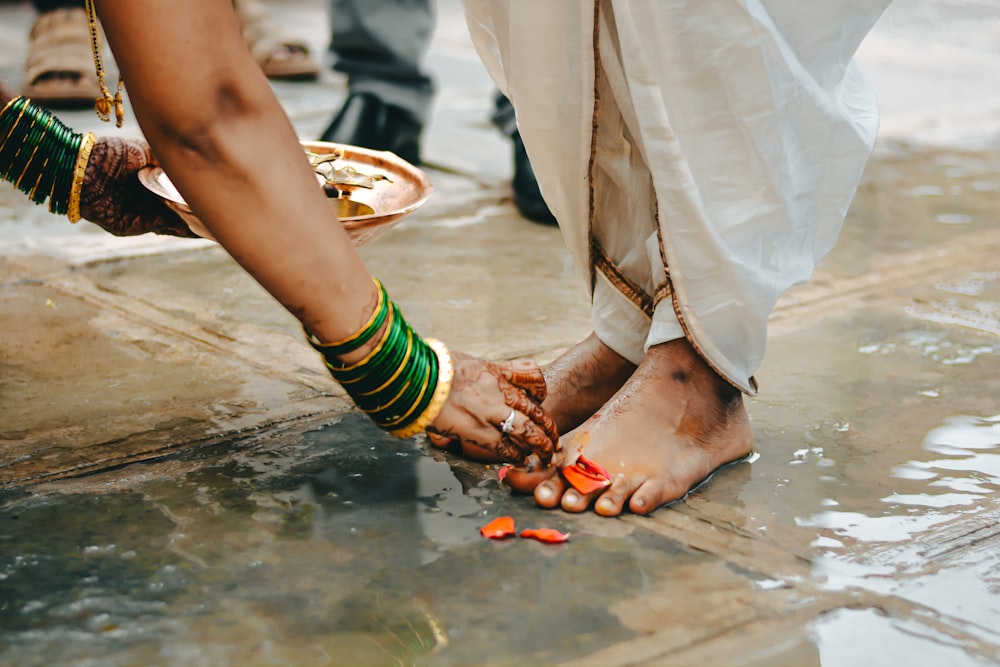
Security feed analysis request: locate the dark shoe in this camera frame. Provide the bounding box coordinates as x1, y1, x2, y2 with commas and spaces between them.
319, 92, 422, 166
511, 131, 556, 226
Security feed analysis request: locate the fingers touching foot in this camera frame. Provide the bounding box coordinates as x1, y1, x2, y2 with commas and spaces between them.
503, 338, 754, 517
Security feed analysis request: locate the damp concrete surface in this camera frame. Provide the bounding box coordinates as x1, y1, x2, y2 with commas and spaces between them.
1, 1, 999, 665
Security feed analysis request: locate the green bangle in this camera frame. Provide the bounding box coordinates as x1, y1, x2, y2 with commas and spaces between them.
13, 114, 55, 191
308, 279, 447, 436
0, 97, 84, 216
0, 105, 32, 175
355, 325, 415, 397
308, 278, 389, 358
50, 131, 82, 216
388, 339, 453, 438
363, 338, 433, 421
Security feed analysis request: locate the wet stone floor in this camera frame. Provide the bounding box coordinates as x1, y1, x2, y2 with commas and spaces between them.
0, 414, 743, 667
2, 140, 1000, 666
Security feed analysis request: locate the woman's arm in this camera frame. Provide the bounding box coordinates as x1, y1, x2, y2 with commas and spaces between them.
91, 0, 558, 461
95, 0, 374, 345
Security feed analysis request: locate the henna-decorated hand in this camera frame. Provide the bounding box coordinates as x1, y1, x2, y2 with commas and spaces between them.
425, 351, 559, 466
80, 137, 197, 238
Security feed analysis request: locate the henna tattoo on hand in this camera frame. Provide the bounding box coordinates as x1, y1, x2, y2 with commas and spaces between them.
429, 351, 558, 465
517, 421, 556, 456
496, 435, 524, 463
80, 137, 197, 238
505, 388, 558, 446
496, 360, 548, 402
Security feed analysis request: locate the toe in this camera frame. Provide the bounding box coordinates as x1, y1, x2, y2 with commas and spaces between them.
593, 477, 633, 517
505, 463, 558, 495
628, 479, 678, 515
560, 487, 596, 513
533, 475, 568, 509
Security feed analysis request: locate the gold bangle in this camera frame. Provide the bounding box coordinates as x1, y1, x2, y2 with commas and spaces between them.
5, 113, 38, 167
27, 155, 50, 201
14, 114, 55, 190
327, 306, 395, 378
67, 132, 96, 223
0, 95, 22, 119
0, 97, 26, 156
357, 328, 415, 397
310, 277, 384, 350
379, 363, 434, 427
389, 338, 454, 438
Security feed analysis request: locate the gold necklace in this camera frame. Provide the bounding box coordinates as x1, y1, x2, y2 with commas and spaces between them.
84, 0, 125, 127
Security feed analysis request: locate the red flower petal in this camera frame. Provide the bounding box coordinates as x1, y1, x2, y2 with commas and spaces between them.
575, 454, 612, 480
497, 465, 513, 481
479, 515, 516, 539
519, 528, 570, 544
561, 454, 612, 494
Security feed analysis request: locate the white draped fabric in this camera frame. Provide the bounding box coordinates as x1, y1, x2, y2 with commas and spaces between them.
463, 0, 890, 393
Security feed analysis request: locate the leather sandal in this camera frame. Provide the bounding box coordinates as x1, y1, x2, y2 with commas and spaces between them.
236, 0, 319, 80
21, 7, 101, 106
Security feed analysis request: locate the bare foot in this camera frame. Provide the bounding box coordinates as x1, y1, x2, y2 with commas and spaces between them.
507, 338, 753, 516
541, 332, 637, 434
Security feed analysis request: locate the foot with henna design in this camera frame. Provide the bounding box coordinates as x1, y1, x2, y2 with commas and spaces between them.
506, 337, 753, 516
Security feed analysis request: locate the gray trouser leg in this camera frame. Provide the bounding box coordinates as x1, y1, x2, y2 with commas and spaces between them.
327, 0, 435, 125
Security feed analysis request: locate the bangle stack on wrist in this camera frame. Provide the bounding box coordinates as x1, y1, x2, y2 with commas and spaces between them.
0, 96, 96, 221
308, 278, 454, 438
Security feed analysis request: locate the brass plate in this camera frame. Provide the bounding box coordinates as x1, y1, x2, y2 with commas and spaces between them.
138, 141, 432, 246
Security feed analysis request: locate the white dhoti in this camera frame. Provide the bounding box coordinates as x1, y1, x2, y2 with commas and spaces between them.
463, 0, 890, 393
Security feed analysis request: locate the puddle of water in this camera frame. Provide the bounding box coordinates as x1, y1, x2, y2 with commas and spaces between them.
800, 413, 1000, 546
0, 413, 707, 667
798, 414, 1000, 646
810, 608, 1000, 667
861, 327, 1000, 366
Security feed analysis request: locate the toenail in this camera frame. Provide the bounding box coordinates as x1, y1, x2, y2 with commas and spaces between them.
598, 497, 615, 512
633, 496, 646, 508
564, 491, 580, 504
536, 485, 555, 501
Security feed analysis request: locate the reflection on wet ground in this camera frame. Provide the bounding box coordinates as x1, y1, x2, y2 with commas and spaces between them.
799, 413, 1000, 653
811, 608, 999, 667
1, 414, 696, 667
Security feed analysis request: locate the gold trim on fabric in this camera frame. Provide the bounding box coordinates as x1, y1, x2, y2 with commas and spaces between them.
591, 238, 654, 317
652, 281, 672, 306
654, 218, 758, 393
587, 0, 602, 296
587, 1, 756, 395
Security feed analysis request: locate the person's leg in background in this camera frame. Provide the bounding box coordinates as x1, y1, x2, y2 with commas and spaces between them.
22, 0, 317, 107
320, 0, 555, 223
319, 0, 434, 166
491, 91, 555, 225
22, 0, 97, 105
234, 0, 320, 80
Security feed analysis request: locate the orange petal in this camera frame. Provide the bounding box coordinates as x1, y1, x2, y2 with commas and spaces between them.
561, 454, 612, 494
575, 454, 612, 480
519, 528, 570, 544
479, 515, 516, 539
